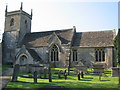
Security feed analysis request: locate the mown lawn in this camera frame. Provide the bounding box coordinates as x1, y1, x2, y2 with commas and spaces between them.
5, 68, 120, 89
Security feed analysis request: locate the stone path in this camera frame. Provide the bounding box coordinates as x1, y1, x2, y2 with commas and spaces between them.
0, 68, 13, 90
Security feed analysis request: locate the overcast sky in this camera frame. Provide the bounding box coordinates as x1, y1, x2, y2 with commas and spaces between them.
0, 0, 119, 42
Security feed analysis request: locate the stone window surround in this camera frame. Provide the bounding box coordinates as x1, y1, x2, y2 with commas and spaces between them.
72, 50, 77, 61
50, 44, 59, 62
10, 18, 14, 26
95, 48, 105, 62
18, 54, 28, 65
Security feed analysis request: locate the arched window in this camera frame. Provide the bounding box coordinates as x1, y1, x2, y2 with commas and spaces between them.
73, 50, 77, 61
95, 48, 105, 62
51, 45, 59, 61
20, 55, 27, 65
25, 20, 28, 28
10, 18, 14, 26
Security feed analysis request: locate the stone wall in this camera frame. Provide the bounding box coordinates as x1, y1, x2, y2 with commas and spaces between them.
4, 14, 21, 32
105, 47, 114, 69
34, 45, 70, 68
71, 48, 95, 68
70, 47, 115, 69
3, 31, 17, 63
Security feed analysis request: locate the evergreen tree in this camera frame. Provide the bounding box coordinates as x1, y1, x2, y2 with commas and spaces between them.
118, 29, 120, 66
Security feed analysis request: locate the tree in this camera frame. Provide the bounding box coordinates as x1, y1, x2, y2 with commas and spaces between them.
117, 29, 120, 66
115, 29, 120, 85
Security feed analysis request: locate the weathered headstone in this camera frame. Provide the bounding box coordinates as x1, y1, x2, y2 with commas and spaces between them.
60, 70, 63, 74
68, 66, 70, 75
48, 67, 52, 82
34, 71, 37, 83
78, 72, 80, 80
44, 68, 47, 79
64, 73, 67, 80
58, 70, 61, 79
49, 72, 52, 82
11, 64, 20, 82
99, 73, 102, 81
81, 71, 84, 78
64, 70, 67, 75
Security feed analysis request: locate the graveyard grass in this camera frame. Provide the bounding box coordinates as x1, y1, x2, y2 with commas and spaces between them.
6, 68, 119, 89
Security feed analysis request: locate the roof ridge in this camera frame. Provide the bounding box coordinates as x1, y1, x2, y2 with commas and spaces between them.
30, 28, 73, 34
78, 30, 114, 33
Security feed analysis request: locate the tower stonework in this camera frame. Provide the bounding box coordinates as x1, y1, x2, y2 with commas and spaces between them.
2, 5, 32, 64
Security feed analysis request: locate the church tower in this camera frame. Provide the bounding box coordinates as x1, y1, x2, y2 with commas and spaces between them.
2, 3, 32, 64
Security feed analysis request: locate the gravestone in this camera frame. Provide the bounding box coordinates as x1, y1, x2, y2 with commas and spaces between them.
48, 67, 51, 74
58, 70, 61, 79
99, 72, 102, 81
78, 72, 80, 80
63, 70, 67, 75
34, 71, 37, 83
49, 72, 52, 82
11, 64, 20, 82
81, 71, 84, 78
68, 66, 70, 75
64, 73, 67, 80
48, 67, 52, 82
60, 70, 63, 74
44, 68, 47, 79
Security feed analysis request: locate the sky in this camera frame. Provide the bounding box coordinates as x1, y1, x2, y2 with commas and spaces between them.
0, 0, 119, 42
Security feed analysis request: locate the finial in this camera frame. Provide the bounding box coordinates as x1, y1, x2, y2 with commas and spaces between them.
5, 4, 8, 16
73, 26, 76, 31
31, 9, 33, 16
31, 9, 33, 19
20, 2, 23, 10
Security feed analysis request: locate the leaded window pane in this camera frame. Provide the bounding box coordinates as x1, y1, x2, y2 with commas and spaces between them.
51, 45, 59, 61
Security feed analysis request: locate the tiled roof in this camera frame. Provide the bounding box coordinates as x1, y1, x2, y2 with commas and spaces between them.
27, 49, 42, 61
72, 30, 115, 47
22, 29, 74, 47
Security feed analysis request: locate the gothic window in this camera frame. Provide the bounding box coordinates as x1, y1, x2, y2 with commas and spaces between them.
73, 50, 77, 61
10, 18, 14, 26
95, 48, 105, 62
51, 45, 59, 61
25, 20, 28, 28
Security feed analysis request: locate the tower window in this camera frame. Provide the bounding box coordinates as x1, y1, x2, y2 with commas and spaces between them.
10, 18, 14, 26
95, 48, 105, 62
73, 50, 77, 61
25, 20, 28, 28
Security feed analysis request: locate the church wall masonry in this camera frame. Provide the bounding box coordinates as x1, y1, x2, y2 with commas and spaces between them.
71, 48, 95, 68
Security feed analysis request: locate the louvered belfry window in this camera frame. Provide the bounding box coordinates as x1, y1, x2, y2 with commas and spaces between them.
10, 18, 14, 26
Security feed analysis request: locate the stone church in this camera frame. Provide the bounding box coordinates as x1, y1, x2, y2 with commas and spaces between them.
2, 4, 117, 70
